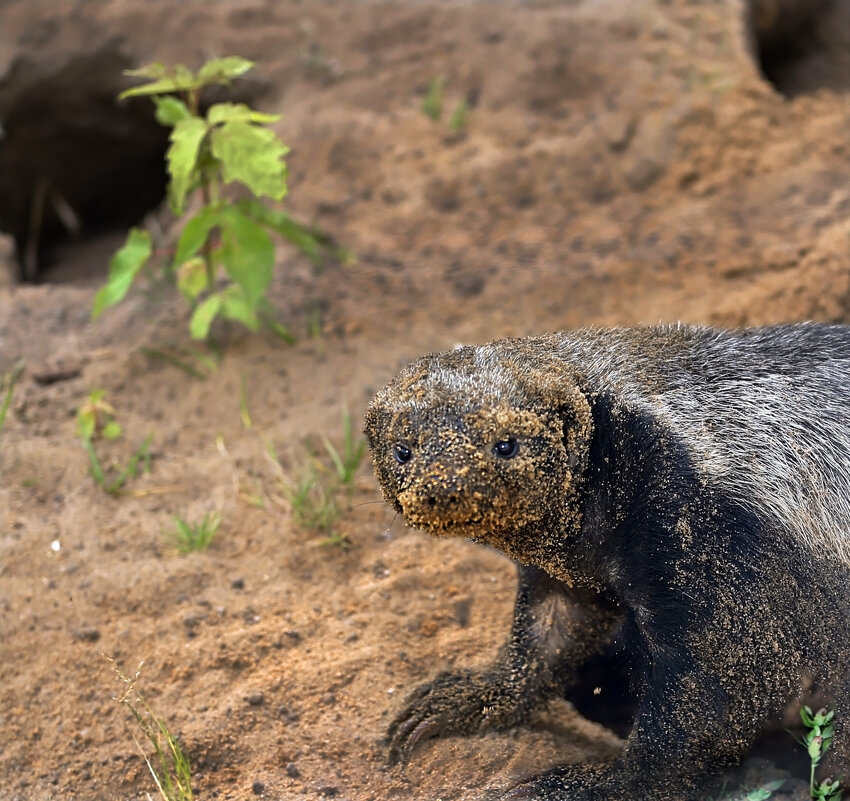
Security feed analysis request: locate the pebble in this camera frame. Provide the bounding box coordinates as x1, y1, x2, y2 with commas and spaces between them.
285, 762, 301, 778
247, 692, 265, 707
71, 627, 100, 643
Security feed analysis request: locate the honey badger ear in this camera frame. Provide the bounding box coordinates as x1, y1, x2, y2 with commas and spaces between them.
560, 390, 592, 474
521, 366, 592, 474
363, 398, 404, 512
363, 400, 384, 451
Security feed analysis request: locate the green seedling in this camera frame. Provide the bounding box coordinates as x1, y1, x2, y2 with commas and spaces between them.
77, 390, 153, 495
269, 409, 366, 547
240, 374, 253, 430
800, 706, 842, 801
448, 97, 469, 132
422, 75, 445, 121
76, 388, 123, 441
321, 407, 367, 495
0, 360, 24, 442
93, 56, 345, 341
422, 76, 470, 133
107, 656, 193, 801
81, 435, 153, 495
740, 784, 785, 801
282, 464, 339, 533
166, 512, 221, 554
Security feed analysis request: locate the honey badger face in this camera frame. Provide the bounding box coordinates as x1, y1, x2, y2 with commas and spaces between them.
365, 344, 592, 551
373, 402, 567, 538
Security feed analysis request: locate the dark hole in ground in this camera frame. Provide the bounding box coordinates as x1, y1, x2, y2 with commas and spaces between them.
750, 0, 850, 97
0, 45, 268, 284
0, 47, 170, 283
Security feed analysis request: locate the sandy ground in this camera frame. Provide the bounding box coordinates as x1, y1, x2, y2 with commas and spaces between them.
2, 0, 850, 799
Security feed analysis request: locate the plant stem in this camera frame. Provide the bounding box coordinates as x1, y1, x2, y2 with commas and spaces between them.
200, 182, 216, 289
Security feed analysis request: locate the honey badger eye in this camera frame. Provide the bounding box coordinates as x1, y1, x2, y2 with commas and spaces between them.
393, 443, 412, 464
494, 438, 519, 459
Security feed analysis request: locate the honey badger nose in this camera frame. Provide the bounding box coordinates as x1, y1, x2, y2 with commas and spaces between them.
421, 472, 464, 507
397, 468, 467, 516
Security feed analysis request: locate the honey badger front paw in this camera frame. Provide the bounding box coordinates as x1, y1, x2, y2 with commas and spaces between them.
386, 669, 530, 765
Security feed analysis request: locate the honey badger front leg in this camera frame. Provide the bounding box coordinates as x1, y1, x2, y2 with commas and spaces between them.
499, 558, 806, 801
386, 563, 621, 764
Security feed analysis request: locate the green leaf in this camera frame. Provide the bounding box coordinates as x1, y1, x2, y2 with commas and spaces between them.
422, 75, 445, 121
189, 294, 223, 340
207, 102, 279, 126
219, 207, 274, 304
239, 199, 347, 265
448, 97, 469, 131
123, 62, 171, 80
120, 63, 199, 99
210, 120, 288, 200
177, 257, 209, 300
197, 57, 254, 84
82, 436, 106, 485
103, 420, 123, 441
244, 201, 318, 256
174, 205, 221, 265
167, 117, 208, 214
76, 412, 96, 440
92, 228, 153, 319
153, 95, 191, 127
221, 287, 260, 331
242, 200, 319, 261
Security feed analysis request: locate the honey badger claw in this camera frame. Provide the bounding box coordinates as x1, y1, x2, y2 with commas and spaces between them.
385, 668, 536, 765
367, 323, 850, 800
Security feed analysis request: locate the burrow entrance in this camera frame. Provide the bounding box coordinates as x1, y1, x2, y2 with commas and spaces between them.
0, 45, 267, 284
0, 48, 170, 283
750, 0, 850, 97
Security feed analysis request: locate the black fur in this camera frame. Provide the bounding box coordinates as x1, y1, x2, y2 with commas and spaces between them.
366, 323, 850, 800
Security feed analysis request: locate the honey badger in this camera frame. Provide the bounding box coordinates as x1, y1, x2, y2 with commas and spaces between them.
365, 323, 850, 801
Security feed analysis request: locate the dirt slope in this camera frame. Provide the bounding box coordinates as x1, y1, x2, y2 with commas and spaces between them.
1, 1, 849, 799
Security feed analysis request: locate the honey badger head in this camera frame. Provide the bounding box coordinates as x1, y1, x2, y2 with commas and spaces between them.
365, 340, 592, 558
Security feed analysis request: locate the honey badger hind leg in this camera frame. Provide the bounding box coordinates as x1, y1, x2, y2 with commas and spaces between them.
385, 563, 621, 766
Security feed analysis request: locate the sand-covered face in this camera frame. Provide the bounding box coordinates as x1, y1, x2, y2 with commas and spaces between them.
366, 346, 591, 557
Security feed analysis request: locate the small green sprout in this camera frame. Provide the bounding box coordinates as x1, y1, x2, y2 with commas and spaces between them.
448, 97, 469, 131
282, 465, 339, 533
321, 407, 367, 495
269, 408, 366, 547
0, 360, 24, 443
422, 75, 445, 121
239, 374, 253, 430
107, 656, 193, 801
76, 388, 123, 441
77, 390, 153, 495
165, 512, 221, 554
800, 706, 842, 801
